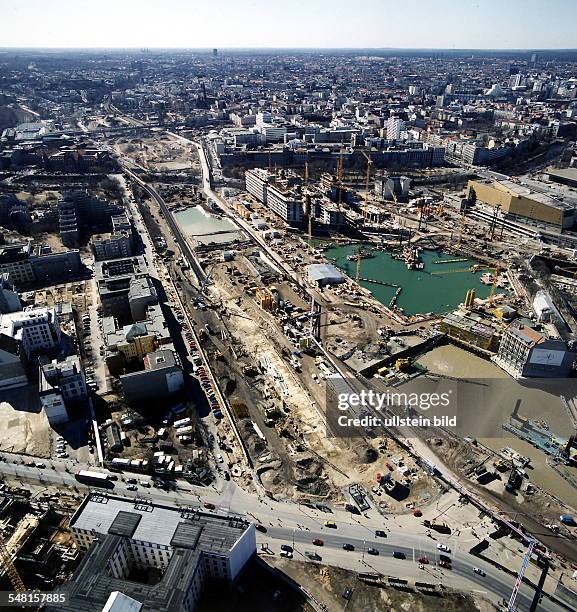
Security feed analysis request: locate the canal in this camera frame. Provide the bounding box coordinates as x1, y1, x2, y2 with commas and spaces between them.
322, 244, 494, 315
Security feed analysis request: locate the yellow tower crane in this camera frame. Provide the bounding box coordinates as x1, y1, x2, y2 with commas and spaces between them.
0, 535, 26, 593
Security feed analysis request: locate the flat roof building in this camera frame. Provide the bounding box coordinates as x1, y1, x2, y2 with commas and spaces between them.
307, 263, 345, 287
468, 179, 576, 230
48, 493, 256, 612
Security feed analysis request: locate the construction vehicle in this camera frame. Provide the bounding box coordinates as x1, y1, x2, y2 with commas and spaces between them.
395, 358, 411, 372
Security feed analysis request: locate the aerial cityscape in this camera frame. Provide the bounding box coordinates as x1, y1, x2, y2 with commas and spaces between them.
1, 1, 577, 611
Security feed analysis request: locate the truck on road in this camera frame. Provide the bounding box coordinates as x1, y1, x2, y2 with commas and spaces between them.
75, 470, 114, 488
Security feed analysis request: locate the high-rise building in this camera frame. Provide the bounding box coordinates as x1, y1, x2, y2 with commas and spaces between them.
386, 116, 406, 140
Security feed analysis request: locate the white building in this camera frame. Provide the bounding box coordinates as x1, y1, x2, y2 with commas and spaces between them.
0, 306, 61, 359
245, 169, 304, 224
386, 116, 406, 140
39, 355, 87, 425
52, 494, 257, 612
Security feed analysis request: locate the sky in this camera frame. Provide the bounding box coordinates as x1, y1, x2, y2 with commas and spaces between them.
1, 0, 576, 50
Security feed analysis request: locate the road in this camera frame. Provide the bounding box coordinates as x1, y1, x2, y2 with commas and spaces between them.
0, 455, 566, 612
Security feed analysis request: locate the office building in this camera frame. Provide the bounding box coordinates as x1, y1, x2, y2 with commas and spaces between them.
0, 242, 82, 288
39, 355, 87, 424
493, 319, 574, 379
439, 311, 499, 352
0, 274, 21, 313
49, 494, 256, 612
120, 349, 184, 403
245, 169, 304, 224
0, 243, 35, 287
0, 306, 61, 359
0, 334, 27, 390
58, 191, 122, 247
92, 212, 135, 261
468, 179, 576, 231
103, 303, 171, 375
386, 116, 406, 140
95, 256, 153, 319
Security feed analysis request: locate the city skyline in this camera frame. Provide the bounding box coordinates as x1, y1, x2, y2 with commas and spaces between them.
1, 0, 577, 50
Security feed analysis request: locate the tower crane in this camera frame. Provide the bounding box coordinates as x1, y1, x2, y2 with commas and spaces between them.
0, 535, 26, 592
360, 150, 373, 214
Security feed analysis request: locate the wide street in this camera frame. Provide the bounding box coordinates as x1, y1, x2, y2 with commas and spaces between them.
0, 451, 567, 612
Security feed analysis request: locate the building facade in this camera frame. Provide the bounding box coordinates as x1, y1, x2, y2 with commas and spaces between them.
493, 319, 574, 378
50, 494, 256, 612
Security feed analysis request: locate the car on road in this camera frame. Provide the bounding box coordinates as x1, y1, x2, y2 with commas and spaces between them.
392, 551, 405, 559
375, 530, 387, 537
126, 484, 138, 491
255, 524, 267, 533
436, 543, 450, 553
35, 462, 46, 469
280, 550, 293, 558
417, 556, 429, 564
305, 551, 321, 560
324, 521, 337, 528
367, 547, 379, 555
342, 587, 352, 601
280, 544, 293, 552
473, 567, 486, 577
438, 560, 451, 569
204, 502, 216, 510
342, 543, 354, 551
312, 538, 324, 546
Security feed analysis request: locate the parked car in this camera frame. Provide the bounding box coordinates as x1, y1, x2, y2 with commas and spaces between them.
280, 544, 293, 552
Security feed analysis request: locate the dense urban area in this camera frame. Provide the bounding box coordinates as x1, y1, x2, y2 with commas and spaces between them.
1, 46, 577, 611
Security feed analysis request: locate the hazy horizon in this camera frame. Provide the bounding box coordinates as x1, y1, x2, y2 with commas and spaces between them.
1, 0, 576, 50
